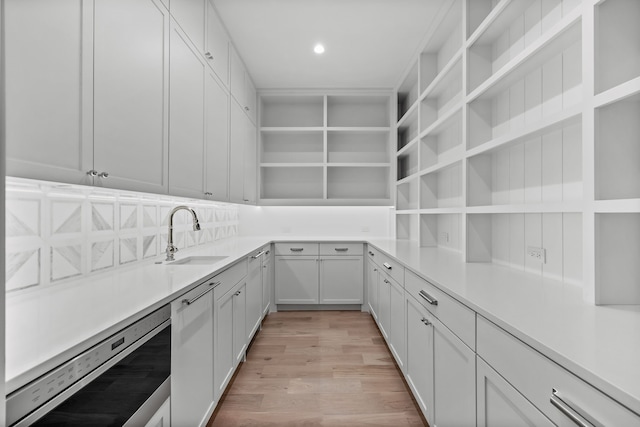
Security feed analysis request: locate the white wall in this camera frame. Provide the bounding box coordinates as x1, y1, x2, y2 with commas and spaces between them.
238, 205, 394, 239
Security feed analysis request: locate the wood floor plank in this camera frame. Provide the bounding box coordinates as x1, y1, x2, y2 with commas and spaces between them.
208, 311, 428, 427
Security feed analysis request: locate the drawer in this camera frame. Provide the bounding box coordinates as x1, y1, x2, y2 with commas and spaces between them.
367, 246, 404, 285
477, 316, 640, 426
320, 242, 363, 256
405, 269, 475, 349
274, 242, 319, 256
213, 259, 248, 299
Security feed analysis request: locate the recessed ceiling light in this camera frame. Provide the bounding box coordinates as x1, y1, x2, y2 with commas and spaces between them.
314, 44, 325, 54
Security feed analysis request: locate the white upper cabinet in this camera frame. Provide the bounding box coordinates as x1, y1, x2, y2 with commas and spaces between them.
205, 69, 230, 201
229, 100, 257, 204
230, 46, 257, 124
169, 0, 206, 53
93, 0, 170, 194
5, 0, 94, 185
168, 23, 206, 198
205, 1, 229, 84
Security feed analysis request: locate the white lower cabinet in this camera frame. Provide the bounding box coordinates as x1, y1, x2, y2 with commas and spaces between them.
319, 256, 363, 304
171, 280, 216, 427
275, 256, 319, 304
367, 259, 379, 320
144, 397, 171, 427
246, 250, 264, 340
388, 276, 405, 370
377, 273, 391, 340
477, 357, 553, 427
233, 282, 248, 366
262, 248, 273, 315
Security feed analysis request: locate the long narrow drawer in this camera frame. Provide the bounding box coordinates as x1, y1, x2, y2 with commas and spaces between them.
477, 316, 640, 426
405, 269, 475, 349
319, 242, 363, 256
367, 245, 404, 285
274, 242, 319, 256
212, 259, 248, 299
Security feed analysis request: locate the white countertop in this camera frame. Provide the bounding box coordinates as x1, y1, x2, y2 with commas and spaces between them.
7, 236, 640, 417
367, 238, 640, 417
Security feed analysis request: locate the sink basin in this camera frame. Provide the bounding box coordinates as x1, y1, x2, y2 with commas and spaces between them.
168, 256, 228, 265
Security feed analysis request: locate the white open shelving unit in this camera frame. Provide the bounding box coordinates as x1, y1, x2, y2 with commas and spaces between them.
394, 0, 639, 305
259, 92, 393, 205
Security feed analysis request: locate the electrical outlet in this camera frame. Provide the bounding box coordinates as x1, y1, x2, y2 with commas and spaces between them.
527, 246, 546, 263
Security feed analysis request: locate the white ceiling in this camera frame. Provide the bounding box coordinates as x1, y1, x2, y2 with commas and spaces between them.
212, 0, 446, 90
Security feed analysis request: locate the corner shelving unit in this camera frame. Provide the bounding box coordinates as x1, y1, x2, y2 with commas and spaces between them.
259, 92, 392, 205
394, 0, 635, 305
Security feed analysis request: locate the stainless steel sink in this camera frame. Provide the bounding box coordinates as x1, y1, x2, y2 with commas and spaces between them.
168, 256, 228, 265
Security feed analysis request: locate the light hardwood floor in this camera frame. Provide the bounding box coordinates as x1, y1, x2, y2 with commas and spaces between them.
208, 311, 428, 427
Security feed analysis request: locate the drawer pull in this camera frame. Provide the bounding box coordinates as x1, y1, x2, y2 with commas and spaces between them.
383, 279, 390, 284
421, 317, 432, 326
234, 290, 242, 296
334, 248, 349, 252
419, 290, 438, 306
383, 262, 392, 270
251, 250, 266, 259
182, 285, 214, 305
290, 248, 304, 252
550, 388, 602, 427
368, 251, 374, 256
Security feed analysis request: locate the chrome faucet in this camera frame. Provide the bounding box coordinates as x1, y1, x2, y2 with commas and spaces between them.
165, 206, 201, 261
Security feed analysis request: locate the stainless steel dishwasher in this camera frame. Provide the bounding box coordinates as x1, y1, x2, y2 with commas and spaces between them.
7, 305, 171, 426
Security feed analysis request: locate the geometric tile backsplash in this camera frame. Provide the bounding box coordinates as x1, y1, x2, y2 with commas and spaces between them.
5, 177, 239, 292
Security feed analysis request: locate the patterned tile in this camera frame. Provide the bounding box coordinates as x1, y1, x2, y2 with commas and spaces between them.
120, 204, 138, 230
215, 209, 226, 222
91, 240, 114, 272
6, 199, 40, 237
51, 244, 82, 281
6, 249, 41, 291
119, 237, 138, 265
92, 203, 114, 231
143, 205, 157, 228
142, 235, 158, 259
51, 201, 82, 235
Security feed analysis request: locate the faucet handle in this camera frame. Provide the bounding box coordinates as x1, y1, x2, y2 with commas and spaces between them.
165, 245, 179, 261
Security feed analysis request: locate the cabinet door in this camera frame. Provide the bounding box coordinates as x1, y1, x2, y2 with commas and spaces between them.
214, 285, 235, 400
262, 253, 273, 315
205, 1, 229, 84
171, 282, 215, 427
144, 397, 170, 427
377, 275, 391, 339
388, 278, 405, 370
94, 0, 169, 194
405, 295, 434, 425
244, 73, 257, 123
246, 255, 263, 341
204, 69, 229, 201
233, 282, 247, 366
319, 256, 363, 304
275, 256, 319, 304
243, 114, 257, 204
433, 317, 475, 427
170, 0, 205, 53
229, 46, 246, 105
229, 100, 245, 203
477, 357, 554, 427
5, 0, 93, 185
169, 24, 206, 198
367, 260, 379, 319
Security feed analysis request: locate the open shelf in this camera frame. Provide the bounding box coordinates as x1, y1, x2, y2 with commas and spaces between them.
468, 119, 582, 207
260, 95, 324, 127
595, 92, 640, 201
327, 130, 389, 164
397, 178, 420, 211
468, 0, 580, 93
467, 212, 582, 283
420, 161, 462, 209
327, 166, 389, 200
396, 213, 420, 242
261, 130, 323, 163
420, 0, 462, 94
261, 166, 323, 199
397, 144, 419, 181
421, 213, 462, 252
397, 108, 419, 151
397, 62, 419, 121
467, 0, 503, 40
420, 58, 463, 132
595, 0, 640, 94
420, 108, 463, 170
467, 18, 581, 149
595, 213, 640, 304
327, 96, 390, 127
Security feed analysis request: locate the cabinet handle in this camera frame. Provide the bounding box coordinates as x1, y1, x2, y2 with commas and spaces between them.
98, 172, 109, 179
373, 268, 378, 272
368, 251, 374, 256
205, 52, 213, 59
182, 285, 215, 305
419, 290, 438, 306
334, 248, 349, 252
290, 248, 304, 252
251, 250, 266, 259
265, 250, 270, 255
421, 317, 432, 326
383, 262, 392, 270
550, 389, 601, 427
383, 279, 390, 284
87, 170, 98, 177
243, 199, 250, 202
244, 106, 250, 111
204, 192, 212, 196
234, 290, 242, 296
